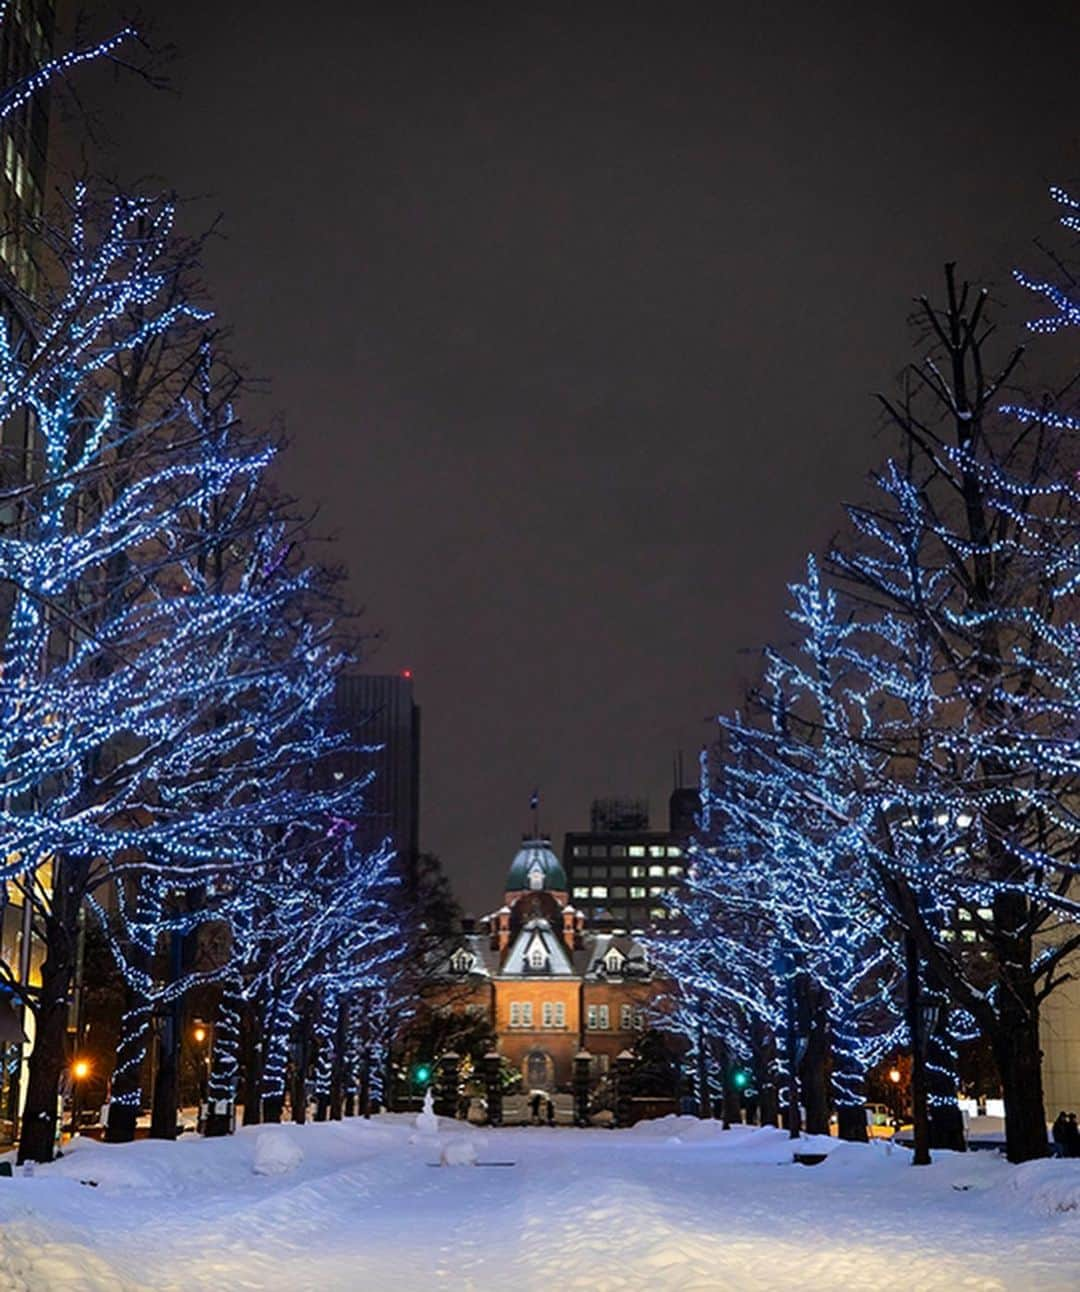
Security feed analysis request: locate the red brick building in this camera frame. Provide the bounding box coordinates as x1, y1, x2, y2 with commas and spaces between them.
434, 839, 667, 1092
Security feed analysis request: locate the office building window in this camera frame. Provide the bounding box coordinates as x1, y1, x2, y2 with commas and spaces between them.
628, 846, 645, 857
611, 845, 627, 857
591, 885, 608, 899
667, 865, 683, 878
573, 887, 590, 899
611, 886, 627, 899
630, 886, 646, 899
629, 865, 646, 878
667, 846, 682, 857
555, 1002, 565, 1027
649, 845, 666, 858
648, 865, 665, 877
573, 845, 588, 856
510, 1002, 521, 1027
543, 1002, 553, 1027
590, 845, 608, 857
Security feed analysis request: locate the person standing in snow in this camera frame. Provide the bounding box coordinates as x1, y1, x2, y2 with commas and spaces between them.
1065, 1113, 1080, 1158
546, 1097, 555, 1127
530, 1092, 542, 1124
1052, 1112, 1069, 1158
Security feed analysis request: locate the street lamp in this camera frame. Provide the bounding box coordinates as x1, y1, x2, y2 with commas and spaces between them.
888, 1066, 902, 1134
71, 1058, 90, 1133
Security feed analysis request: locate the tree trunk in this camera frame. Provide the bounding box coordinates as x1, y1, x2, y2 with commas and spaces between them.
329, 999, 347, 1121
19, 861, 82, 1165
798, 985, 830, 1136
17, 953, 70, 1163
836, 1104, 868, 1142
240, 1002, 263, 1126
205, 979, 242, 1137
105, 996, 149, 1143
927, 1003, 965, 1152
992, 1012, 1048, 1164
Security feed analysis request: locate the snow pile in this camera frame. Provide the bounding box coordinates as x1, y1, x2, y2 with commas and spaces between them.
993, 1158, 1080, 1217
439, 1134, 479, 1167
44, 1137, 172, 1191
252, 1128, 304, 1176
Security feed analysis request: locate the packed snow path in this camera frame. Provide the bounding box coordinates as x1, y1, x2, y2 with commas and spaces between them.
1, 1116, 1078, 1291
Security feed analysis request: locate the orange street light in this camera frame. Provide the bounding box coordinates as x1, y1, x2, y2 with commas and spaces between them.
193, 1026, 207, 1044
72, 1058, 90, 1081
888, 1067, 901, 1084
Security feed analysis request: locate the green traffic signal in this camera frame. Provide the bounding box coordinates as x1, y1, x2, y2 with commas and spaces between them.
732, 1070, 749, 1090
414, 1064, 432, 1085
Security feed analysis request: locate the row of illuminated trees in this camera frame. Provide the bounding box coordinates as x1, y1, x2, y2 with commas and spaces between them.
0, 183, 418, 1163
649, 192, 1080, 1165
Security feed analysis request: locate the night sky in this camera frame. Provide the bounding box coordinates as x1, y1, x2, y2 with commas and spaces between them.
86, 1, 1080, 912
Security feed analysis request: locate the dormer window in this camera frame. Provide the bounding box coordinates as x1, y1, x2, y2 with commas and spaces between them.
529, 944, 546, 969
450, 948, 475, 974
528, 864, 544, 891
604, 948, 624, 974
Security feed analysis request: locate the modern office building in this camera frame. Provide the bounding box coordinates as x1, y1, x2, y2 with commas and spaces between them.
0, 0, 57, 1148
331, 672, 421, 876
562, 791, 698, 931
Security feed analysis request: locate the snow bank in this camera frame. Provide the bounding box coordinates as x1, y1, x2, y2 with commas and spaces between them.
439, 1134, 479, 1166
993, 1158, 1080, 1217
44, 1137, 173, 1191
252, 1128, 304, 1176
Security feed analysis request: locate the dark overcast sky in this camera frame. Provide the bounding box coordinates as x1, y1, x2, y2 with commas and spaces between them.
83, 1, 1080, 912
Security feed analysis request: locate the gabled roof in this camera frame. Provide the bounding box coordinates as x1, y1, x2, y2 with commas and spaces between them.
576, 932, 652, 980
501, 917, 575, 976
437, 932, 500, 978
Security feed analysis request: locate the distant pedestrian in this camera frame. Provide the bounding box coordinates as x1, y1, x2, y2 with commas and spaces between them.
530, 1092, 542, 1124
546, 1097, 555, 1127
1052, 1112, 1069, 1158
1066, 1113, 1080, 1159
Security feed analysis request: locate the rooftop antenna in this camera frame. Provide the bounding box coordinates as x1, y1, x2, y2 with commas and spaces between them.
530, 787, 540, 840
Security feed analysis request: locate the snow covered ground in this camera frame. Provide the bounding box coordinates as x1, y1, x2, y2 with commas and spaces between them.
1, 1114, 1078, 1291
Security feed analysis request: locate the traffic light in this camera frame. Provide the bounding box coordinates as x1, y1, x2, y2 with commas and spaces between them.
732, 1069, 750, 1090
413, 1063, 432, 1086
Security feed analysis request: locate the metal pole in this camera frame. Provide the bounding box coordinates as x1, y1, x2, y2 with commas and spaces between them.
905, 932, 931, 1166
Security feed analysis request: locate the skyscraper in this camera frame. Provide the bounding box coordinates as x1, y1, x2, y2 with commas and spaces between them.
332, 672, 421, 876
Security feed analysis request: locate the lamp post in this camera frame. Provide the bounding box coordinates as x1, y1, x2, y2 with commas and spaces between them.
888, 1065, 901, 1134
70, 1058, 90, 1134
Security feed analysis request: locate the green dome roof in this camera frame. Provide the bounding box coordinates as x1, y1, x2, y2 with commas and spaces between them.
506, 840, 567, 892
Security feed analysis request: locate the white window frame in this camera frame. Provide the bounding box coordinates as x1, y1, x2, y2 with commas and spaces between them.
554, 1002, 565, 1027
521, 1002, 533, 1026
620, 1003, 633, 1030
598, 1005, 610, 1029
510, 1002, 522, 1027
529, 944, 546, 969
542, 1001, 553, 1027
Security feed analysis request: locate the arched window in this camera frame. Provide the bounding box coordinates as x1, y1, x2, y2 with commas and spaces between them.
528, 864, 544, 891
450, 948, 475, 974
529, 943, 546, 969
604, 948, 623, 974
